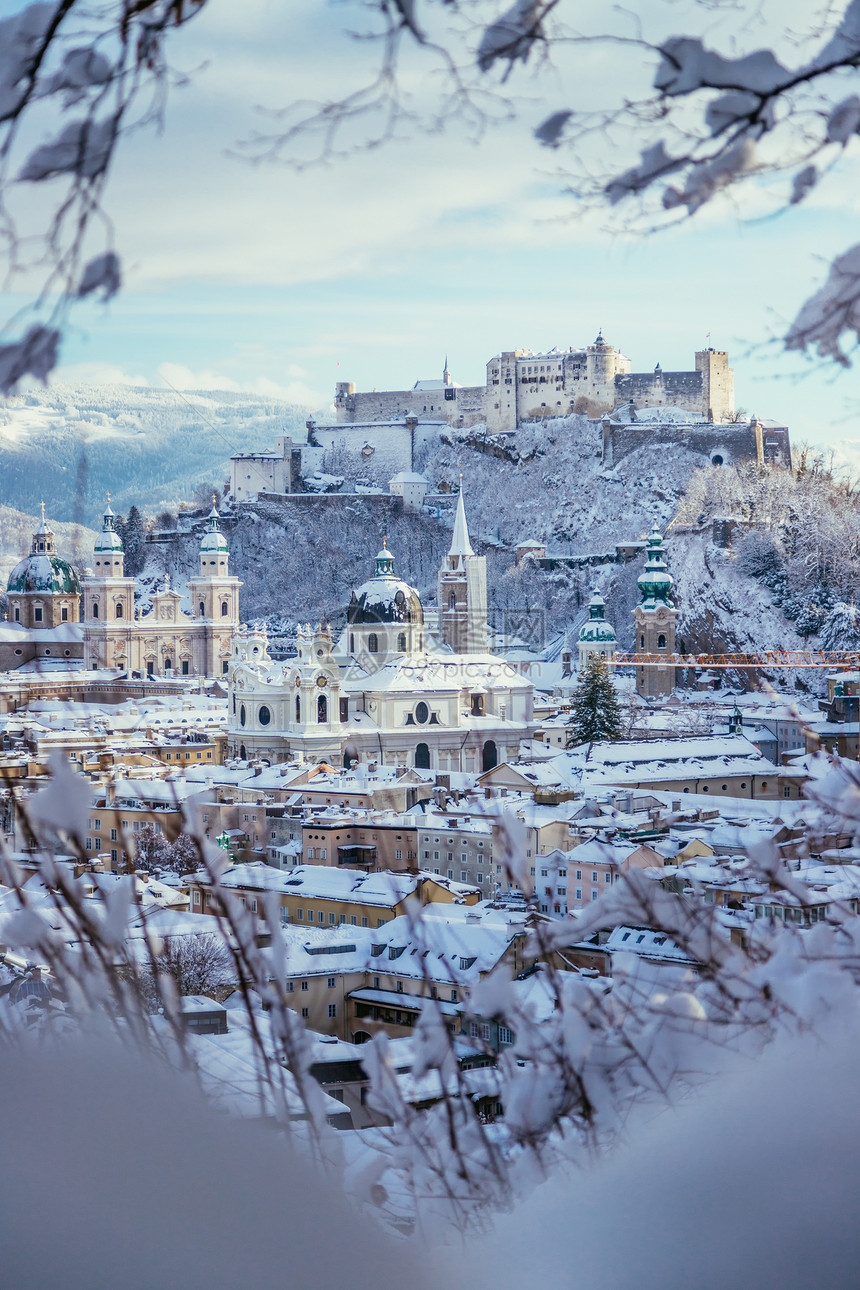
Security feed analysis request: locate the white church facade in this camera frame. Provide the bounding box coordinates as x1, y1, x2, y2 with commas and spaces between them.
82, 502, 241, 677
226, 493, 536, 771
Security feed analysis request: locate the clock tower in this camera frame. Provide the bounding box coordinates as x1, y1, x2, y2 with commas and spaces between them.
634, 523, 677, 698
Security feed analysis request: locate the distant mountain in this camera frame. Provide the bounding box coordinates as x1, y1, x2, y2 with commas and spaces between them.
0, 384, 314, 525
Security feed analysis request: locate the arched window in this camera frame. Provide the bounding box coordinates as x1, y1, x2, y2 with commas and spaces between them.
368, 632, 378, 653
397, 632, 406, 651
239, 704, 246, 727
482, 740, 498, 772
164, 658, 172, 672
221, 602, 228, 617
415, 742, 431, 769
349, 633, 355, 654
115, 604, 123, 619
449, 591, 456, 609
14, 607, 19, 622
239, 744, 246, 760
317, 694, 327, 723
199, 601, 205, 617
295, 695, 301, 724
639, 634, 644, 649
657, 634, 666, 649
92, 602, 99, 619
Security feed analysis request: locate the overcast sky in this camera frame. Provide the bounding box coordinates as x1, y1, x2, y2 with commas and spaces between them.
5, 0, 860, 457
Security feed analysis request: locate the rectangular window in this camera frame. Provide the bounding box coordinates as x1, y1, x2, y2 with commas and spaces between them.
318, 911, 325, 924
85, 838, 92, 851
285, 981, 294, 993
480, 1023, 491, 1041
461, 871, 469, 882
110, 828, 117, 841
329, 912, 336, 924
592, 890, 598, 901
350, 916, 357, 926
477, 874, 483, 883
450, 989, 458, 1003
296, 908, 304, 921
361, 917, 368, 928
576, 888, 582, 900
328, 1004, 337, 1018
320, 848, 326, 860
499, 1027, 514, 1045
605, 873, 611, 883
301, 1007, 309, 1018
395, 849, 402, 861
576, 870, 582, 880
192, 890, 201, 905
373, 976, 380, 989
301, 980, 309, 991
327, 977, 336, 988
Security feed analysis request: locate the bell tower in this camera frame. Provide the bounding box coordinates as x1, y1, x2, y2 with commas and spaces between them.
437, 484, 487, 654
187, 502, 242, 676
634, 523, 677, 698
82, 499, 135, 670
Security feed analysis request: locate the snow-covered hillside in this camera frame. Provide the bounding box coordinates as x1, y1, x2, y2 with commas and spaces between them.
0, 385, 312, 525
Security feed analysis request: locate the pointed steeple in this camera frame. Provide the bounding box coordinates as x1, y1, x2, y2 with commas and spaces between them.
449, 483, 473, 558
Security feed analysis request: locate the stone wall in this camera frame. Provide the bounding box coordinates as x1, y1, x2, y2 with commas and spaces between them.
335, 384, 488, 428
614, 369, 705, 414
601, 419, 791, 469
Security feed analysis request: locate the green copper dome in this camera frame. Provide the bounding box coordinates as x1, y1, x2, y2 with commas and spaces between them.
7, 553, 81, 595
579, 591, 616, 643
7, 510, 81, 595
637, 523, 674, 606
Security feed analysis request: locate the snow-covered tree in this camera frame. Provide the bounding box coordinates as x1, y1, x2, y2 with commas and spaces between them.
566, 653, 623, 745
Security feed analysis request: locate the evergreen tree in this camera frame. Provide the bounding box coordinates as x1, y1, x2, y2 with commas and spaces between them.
122, 505, 147, 577
566, 654, 623, 747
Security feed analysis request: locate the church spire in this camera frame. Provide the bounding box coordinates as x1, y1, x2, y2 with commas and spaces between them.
449, 481, 473, 558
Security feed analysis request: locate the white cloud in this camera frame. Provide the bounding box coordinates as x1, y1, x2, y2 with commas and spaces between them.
48, 361, 150, 387
156, 362, 326, 408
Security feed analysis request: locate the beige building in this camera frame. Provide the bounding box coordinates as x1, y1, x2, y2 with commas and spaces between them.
83, 502, 240, 678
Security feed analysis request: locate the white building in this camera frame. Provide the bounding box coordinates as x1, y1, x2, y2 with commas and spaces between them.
226, 497, 535, 771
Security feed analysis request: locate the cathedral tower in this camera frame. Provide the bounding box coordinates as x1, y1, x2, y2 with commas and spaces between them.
634, 523, 677, 698
437, 486, 487, 654
82, 501, 135, 670
187, 502, 242, 676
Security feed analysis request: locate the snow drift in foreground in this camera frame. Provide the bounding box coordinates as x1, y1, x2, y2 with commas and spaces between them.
451, 1018, 860, 1289
4, 1020, 860, 1287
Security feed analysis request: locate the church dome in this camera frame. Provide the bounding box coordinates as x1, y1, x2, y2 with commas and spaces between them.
347, 539, 423, 627
7, 508, 81, 595
7, 553, 81, 595
578, 591, 616, 644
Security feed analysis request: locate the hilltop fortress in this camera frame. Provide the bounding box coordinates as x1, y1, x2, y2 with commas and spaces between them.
335, 333, 735, 431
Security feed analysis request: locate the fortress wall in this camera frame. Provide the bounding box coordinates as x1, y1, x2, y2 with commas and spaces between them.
614, 370, 705, 414
603, 422, 764, 468
336, 385, 488, 427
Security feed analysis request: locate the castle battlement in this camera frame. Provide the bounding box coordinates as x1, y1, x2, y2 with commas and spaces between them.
334, 336, 735, 431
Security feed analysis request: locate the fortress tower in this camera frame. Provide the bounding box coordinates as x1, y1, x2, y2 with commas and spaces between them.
695, 348, 734, 421
634, 524, 677, 698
